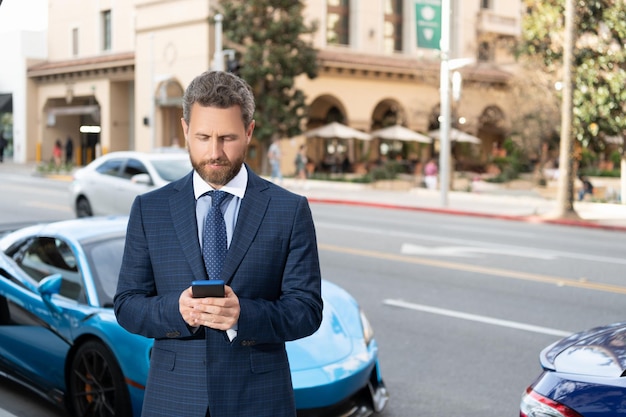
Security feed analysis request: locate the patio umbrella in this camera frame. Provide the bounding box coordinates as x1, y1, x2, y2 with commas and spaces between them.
605, 135, 623, 145
304, 122, 372, 141
370, 124, 432, 143
428, 127, 481, 144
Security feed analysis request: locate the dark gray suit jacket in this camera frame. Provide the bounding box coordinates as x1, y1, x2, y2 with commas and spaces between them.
114, 165, 323, 417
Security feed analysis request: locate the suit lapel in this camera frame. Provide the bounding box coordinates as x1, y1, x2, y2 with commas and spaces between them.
170, 172, 207, 282
222, 167, 270, 285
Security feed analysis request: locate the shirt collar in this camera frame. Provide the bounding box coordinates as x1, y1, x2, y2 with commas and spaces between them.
193, 164, 248, 200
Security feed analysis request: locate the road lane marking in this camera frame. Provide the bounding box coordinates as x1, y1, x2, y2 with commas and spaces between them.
383, 299, 572, 337
319, 243, 626, 295
26, 201, 73, 212
440, 224, 539, 238
401, 243, 555, 259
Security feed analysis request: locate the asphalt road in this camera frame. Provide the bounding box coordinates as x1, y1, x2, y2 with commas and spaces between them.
310, 203, 626, 417
0, 172, 74, 229
1, 174, 626, 416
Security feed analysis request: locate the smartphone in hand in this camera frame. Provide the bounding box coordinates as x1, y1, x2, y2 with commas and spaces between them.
191, 280, 225, 298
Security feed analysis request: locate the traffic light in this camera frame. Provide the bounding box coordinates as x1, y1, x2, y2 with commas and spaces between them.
226, 57, 241, 76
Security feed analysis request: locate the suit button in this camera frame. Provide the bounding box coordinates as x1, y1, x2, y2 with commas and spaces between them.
241, 340, 256, 346
166, 331, 181, 338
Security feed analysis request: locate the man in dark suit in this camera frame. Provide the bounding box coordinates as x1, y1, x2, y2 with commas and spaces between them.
114, 71, 323, 417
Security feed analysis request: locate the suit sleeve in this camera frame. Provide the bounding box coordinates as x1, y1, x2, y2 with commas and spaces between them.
114, 196, 194, 339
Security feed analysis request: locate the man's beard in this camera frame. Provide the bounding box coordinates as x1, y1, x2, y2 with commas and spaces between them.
191, 153, 245, 187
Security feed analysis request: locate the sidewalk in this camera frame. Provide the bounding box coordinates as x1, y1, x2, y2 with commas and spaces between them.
3, 160, 626, 232
276, 178, 626, 232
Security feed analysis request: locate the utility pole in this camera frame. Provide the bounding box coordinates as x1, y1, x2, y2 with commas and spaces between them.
438, 0, 451, 207
552, 0, 578, 219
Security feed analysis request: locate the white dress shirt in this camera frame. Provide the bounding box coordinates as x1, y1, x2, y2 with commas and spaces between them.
193, 167, 248, 341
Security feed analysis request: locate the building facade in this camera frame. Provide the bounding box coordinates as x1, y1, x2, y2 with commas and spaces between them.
0, 29, 47, 163
24, 0, 522, 174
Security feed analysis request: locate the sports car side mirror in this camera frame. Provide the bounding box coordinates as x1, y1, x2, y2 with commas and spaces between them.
38, 273, 63, 315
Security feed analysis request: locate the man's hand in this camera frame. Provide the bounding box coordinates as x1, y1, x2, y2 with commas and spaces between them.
179, 285, 240, 330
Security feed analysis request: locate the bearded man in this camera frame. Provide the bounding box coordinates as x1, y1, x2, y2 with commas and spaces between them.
114, 70, 323, 417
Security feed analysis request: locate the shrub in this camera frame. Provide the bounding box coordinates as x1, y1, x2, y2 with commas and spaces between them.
486, 138, 531, 183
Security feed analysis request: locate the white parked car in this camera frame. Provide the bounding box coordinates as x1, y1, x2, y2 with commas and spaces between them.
69, 150, 192, 217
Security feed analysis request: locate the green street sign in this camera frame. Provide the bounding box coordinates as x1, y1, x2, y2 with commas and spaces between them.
415, 0, 442, 50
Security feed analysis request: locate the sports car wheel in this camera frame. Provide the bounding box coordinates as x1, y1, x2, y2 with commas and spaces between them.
76, 197, 93, 218
67, 340, 131, 417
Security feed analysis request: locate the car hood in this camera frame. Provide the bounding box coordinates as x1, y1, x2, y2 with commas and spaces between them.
541, 322, 626, 378
286, 280, 361, 371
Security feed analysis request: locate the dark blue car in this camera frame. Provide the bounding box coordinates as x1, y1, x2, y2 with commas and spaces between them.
521, 322, 626, 417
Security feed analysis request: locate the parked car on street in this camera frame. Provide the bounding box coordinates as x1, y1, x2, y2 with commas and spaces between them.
69, 150, 192, 217
0, 217, 388, 417
521, 322, 626, 417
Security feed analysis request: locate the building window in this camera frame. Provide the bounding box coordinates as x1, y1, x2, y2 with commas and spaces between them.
102, 10, 111, 51
72, 27, 79, 56
384, 0, 403, 52
327, 0, 349, 45
481, 0, 492, 9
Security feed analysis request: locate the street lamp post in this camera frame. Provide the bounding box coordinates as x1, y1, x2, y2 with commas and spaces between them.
438, 0, 452, 207
437, 0, 474, 207
213, 14, 224, 71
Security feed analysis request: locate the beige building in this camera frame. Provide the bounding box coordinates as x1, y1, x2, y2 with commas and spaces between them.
25, 0, 521, 174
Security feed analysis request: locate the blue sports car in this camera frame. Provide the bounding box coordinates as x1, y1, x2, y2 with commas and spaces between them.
521, 322, 626, 417
0, 217, 388, 417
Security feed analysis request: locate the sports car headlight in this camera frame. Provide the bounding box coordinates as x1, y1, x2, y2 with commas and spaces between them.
360, 308, 374, 346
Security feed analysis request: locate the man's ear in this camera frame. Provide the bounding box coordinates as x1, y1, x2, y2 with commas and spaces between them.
246, 120, 256, 144
181, 118, 188, 138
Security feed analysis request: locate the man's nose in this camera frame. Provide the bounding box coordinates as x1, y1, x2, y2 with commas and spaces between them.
208, 136, 223, 158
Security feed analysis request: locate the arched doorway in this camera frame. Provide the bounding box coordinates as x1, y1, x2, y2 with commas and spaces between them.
306, 95, 350, 173
156, 78, 184, 148
370, 99, 420, 167
477, 105, 506, 162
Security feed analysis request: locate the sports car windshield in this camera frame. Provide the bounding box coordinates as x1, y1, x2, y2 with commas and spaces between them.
83, 236, 126, 308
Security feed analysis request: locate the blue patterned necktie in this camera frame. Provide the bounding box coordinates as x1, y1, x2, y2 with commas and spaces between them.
203, 190, 229, 280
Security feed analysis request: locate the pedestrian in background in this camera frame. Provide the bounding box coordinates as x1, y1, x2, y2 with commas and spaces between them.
53, 139, 63, 170
268, 137, 283, 184
114, 70, 323, 417
424, 158, 438, 190
578, 175, 594, 201
295, 144, 308, 188
65, 136, 74, 165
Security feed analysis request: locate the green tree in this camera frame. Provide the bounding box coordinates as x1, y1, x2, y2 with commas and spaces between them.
519, 0, 626, 154
217, 0, 319, 148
